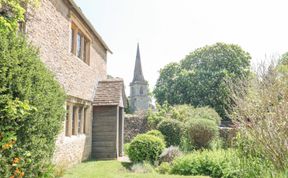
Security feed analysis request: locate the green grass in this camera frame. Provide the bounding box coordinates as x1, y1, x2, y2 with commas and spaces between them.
62, 160, 208, 178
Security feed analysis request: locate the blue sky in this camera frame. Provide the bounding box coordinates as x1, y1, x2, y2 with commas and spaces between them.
75, 0, 288, 93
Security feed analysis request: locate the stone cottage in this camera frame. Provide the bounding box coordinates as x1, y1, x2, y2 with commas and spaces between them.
23, 0, 126, 167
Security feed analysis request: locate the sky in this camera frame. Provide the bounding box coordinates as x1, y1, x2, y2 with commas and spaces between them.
75, 0, 288, 94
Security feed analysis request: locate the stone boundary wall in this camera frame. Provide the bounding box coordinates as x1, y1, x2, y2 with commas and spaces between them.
124, 112, 149, 143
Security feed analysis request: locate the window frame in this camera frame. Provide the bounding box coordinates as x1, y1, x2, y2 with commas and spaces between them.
70, 22, 90, 65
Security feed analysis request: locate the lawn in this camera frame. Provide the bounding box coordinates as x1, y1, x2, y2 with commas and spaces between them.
62, 160, 208, 178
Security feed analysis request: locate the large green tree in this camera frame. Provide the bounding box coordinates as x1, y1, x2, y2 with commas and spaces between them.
154, 43, 251, 119
0, 0, 65, 177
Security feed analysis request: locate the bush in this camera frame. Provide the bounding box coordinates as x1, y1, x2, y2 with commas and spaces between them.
170, 149, 240, 178
147, 102, 171, 129
157, 119, 183, 147
219, 127, 237, 148
124, 143, 130, 155
128, 134, 165, 163
231, 61, 288, 173
156, 162, 170, 174
0, 29, 65, 176
146, 130, 165, 141
187, 119, 219, 149
159, 146, 182, 163
171, 105, 221, 125
234, 133, 273, 178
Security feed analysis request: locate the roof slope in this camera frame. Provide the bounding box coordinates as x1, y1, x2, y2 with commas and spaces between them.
93, 79, 127, 106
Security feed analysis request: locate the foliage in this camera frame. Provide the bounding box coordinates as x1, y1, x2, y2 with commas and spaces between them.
219, 127, 237, 148
171, 105, 221, 125
128, 134, 165, 163
0, 29, 66, 177
156, 162, 171, 174
0, 0, 39, 32
146, 130, 165, 142
279, 52, 288, 65
154, 43, 251, 119
124, 143, 130, 155
170, 149, 240, 178
187, 119, 219, 149
159, 146, 182, 163
234, 132, 273, 177
0, 99, 33, 178
147, 101, 171, 129
157, 119, 183, 147
230, 62, 288, 172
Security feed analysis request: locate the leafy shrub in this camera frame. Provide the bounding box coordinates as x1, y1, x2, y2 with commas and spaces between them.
147, 102, 171, 129
234, 133, 273, 178
0, 28, 65, 176
157, 119, 183, 146
128, 134, 165, 163
231, 61, 288, 173
124, 143, 130, 155
146, 130, 165, 141
159, 146, 182, 163
171, 105, 221, 125
156, 162, 170, 174
171, 149, 240, 178
187, 119, 219, 149
219, 127, 237, 148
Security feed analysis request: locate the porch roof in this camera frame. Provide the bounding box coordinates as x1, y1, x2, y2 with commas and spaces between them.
93, 79, 127, 107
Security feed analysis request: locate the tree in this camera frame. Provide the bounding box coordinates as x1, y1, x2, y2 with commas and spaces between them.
231, 62, 288, 175
0, 1, 66, 177
0, 0, 39, 32
154, 43, 251, 119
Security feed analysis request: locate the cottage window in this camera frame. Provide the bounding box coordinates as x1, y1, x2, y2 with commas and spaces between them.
70, 28, 75, 53
65, 103, 88, 136
72, 106, 76, 135
65, 105, 69, 136
76, 32, 82, 58
70, 23, 90, 65
78, 106, 82, 133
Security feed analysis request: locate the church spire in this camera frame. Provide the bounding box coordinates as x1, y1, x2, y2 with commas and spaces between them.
132, 43, 145, 82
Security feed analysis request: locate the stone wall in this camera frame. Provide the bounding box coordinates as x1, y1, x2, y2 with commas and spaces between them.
124, 112, 149, 143
26, 0, 107, 101
25, 0, 108, 168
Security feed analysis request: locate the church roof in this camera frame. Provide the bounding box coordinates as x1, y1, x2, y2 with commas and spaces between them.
132, 44, 146, 83
93, 79, 127, 107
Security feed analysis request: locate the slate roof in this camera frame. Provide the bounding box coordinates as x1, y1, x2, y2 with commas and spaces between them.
93, 79, 127, 106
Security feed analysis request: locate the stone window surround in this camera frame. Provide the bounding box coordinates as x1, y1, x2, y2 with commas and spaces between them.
70, 21, 91, 65
65, 101, 90, 137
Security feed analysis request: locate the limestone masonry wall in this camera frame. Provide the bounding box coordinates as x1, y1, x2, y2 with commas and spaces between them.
124, 112, 149, 143
26, 0, 107, 101
25, 0, 108, 167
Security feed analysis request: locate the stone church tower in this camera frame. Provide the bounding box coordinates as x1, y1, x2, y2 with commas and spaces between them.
129, 44, 150, 113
